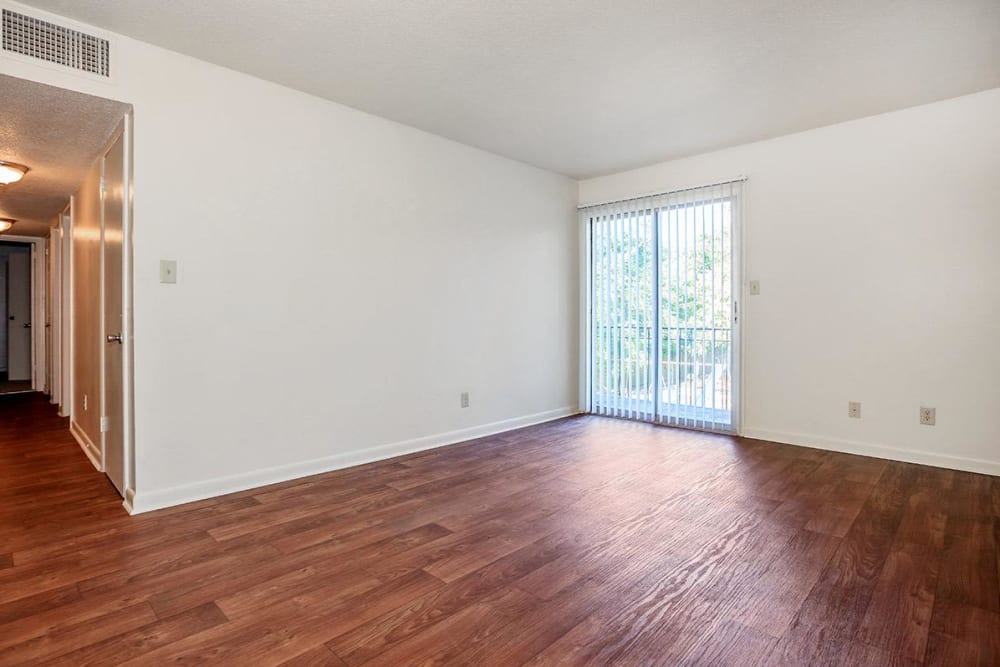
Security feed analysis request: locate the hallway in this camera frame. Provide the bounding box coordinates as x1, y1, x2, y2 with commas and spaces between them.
0, 393, 122, 524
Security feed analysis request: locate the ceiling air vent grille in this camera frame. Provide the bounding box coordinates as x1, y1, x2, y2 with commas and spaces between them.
2, 9, 109, 77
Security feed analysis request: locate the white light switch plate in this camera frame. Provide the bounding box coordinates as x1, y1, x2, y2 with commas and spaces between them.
160, 260, 177, 284
749, 280, 760, 295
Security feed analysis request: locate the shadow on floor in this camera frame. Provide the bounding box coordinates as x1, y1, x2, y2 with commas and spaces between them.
0, 380, 33, 395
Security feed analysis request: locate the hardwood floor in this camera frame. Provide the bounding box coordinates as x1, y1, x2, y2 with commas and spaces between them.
1, 392, 998, 665
0, 380, 32, 395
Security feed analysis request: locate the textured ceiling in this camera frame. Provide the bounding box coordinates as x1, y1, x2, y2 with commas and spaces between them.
0, 74, 129, 236
17, 0, 1000, 178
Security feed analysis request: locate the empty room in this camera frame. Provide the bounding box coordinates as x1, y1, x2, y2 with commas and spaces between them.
0, 0, 997, 664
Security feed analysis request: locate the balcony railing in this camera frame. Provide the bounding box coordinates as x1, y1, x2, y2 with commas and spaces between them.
591, 324, 732, 421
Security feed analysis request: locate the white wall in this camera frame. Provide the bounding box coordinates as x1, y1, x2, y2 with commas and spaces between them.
580, 88, 1000, 475
0, 2, 579, 511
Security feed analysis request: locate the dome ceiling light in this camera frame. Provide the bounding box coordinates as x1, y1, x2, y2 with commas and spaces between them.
0, 161, 29, 185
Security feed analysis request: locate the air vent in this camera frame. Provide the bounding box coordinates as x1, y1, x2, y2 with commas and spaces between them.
2, 9, 109, 77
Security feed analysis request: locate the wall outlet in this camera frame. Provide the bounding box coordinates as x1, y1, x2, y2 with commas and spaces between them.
749, 280, 761, 295
460, 392, 470, 408
848, 401, 861, 419
920, 407, 936, 426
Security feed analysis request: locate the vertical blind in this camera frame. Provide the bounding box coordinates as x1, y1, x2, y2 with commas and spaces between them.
584, 178, 744, 433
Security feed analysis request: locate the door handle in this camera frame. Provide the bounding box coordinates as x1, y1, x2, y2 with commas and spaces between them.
107, 333, 123, 344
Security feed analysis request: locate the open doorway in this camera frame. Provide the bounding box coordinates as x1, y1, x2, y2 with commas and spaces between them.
0, 73, 134, 502
1, 240, 32, 393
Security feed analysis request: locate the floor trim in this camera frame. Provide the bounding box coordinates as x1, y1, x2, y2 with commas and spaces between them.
70, 420, 103, 472
122, 486, 136, 514
741, 427, 1000, 477
127, 406, 581, 514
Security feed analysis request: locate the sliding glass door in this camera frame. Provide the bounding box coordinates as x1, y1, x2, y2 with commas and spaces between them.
586, 180, 742, 432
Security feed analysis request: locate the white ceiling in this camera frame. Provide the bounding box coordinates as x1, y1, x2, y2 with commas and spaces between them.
19, 0, 1000, 178
0, 75, 129, 236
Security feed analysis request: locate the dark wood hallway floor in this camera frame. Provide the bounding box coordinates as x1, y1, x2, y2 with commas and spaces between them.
1, 393, 997, 665
0, 380, 32, 395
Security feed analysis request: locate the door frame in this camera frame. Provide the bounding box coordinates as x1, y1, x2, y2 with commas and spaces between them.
580, 186, 746, 435
48, 223, 62, 407
120, 111, 136, 508
60, 210, 72, 417
100, 113, 136, 506
2, 234, 47, 391
0, 67, 136, 511
99, 119, 130, 497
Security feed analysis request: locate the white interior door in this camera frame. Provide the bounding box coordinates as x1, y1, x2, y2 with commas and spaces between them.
103, 132, 126, 495
7, 251, 32, 381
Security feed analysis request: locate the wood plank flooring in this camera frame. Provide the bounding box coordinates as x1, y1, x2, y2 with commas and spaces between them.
1, 392, 998, 665
0, 380, 32, 395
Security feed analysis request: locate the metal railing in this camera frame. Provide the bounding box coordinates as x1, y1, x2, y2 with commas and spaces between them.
591, 324, 732, 412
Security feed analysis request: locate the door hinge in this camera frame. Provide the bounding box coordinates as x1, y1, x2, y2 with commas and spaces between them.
100, 416, 109, 433
733, 300, 739, 323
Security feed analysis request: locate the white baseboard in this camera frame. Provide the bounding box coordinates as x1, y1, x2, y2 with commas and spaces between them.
127, 406, 580, 515
122, 487, 136, 514
70, 420, 103, 472
741, 427, 1000, 477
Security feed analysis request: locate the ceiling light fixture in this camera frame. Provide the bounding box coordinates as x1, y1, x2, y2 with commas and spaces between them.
0, 161, 29, 185
0, 218, 15, 233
